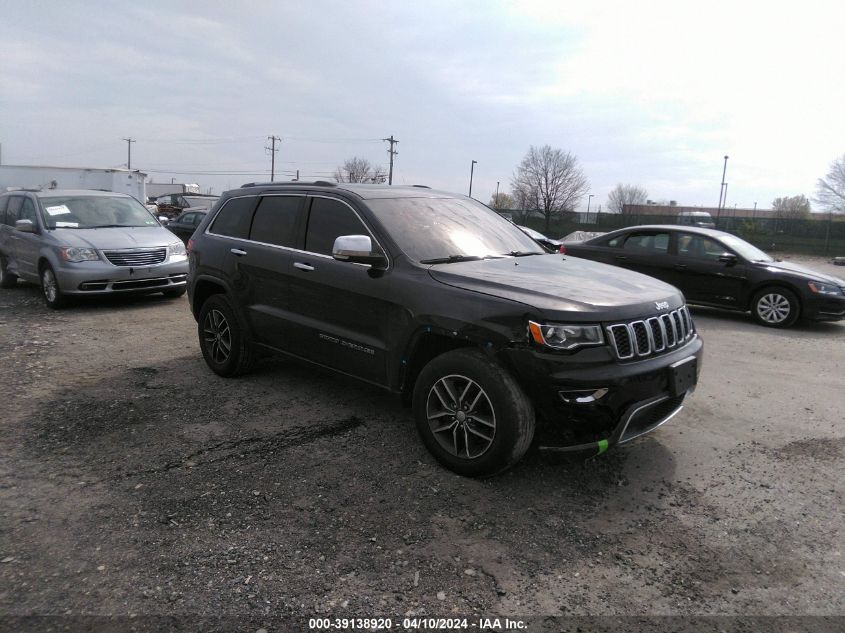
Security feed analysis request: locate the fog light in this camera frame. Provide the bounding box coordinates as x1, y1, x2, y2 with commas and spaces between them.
559, 388, 609, 404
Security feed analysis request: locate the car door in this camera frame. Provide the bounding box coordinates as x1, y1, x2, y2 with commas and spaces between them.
231, 194, 304, 350
169, 212, 197, 242
10, 196, 42, 279
614, 230, 674, 283
671, 232, 748, 307
283, 195, 392, 385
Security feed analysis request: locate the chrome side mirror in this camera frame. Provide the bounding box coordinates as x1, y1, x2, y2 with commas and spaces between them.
332, 235, 387, 268
15, 219, 36, 233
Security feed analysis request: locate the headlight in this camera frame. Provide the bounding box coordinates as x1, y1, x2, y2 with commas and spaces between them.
528, 321, 604, 350
808, 281, 843, 296
60, 247, 99, 262
169, 241, 187, 256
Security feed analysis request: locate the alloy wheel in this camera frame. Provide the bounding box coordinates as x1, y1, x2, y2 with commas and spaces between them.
426, 374, 496, 459
757, 293, 791, 324
203, 309, 232, 364
42, 269, 58, 303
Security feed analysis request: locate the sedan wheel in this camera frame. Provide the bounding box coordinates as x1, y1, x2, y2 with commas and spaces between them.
751, 287, 799, 328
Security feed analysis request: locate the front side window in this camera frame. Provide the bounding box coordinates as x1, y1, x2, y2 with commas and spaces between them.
209, 196, 256, 239
305, 197, 370, 256
365, 196, 543, 263
678, 233, 727, 260
20, 198, 38, 224
250, 195, 303, 248
37, 195, 158, 229
623, 232, 669, 253
5, 196, 23, 225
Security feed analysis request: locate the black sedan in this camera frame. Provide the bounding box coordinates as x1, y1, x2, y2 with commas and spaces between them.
564, 225, 845, 328
166, 209, 207, 244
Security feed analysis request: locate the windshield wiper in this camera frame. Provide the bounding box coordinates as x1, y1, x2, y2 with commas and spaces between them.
420, 254, 503, 265
88, 224, 141, 228
505, 250, 542, 257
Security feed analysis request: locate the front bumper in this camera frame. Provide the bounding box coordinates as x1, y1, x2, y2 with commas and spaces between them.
54, 257, 189, 295
803, 293, 845, 321
501, 335, 703, 453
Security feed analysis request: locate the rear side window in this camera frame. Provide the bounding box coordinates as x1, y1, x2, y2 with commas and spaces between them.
305, 198, 369, 255
249, 195, 303, 247
209, 197, 256, 239
623, 232, 669, 253
5, 196, 23, 225
180, 213, 196, 225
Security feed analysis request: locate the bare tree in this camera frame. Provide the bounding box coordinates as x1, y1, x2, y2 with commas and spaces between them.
772, 194, 811, 219
510, 145, 589, 232
489, 192, 515, 210
815, 155, 845, 214
334, 157, 387, 183
606, 183, 649, 214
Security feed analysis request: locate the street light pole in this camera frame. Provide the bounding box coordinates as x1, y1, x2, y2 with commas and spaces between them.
717, 154, 729, 218
495, 181, 500, 207
469, 160, 477, 198
587, 194, 594, 215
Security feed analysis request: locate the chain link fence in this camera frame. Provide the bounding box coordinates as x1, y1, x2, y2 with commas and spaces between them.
512, 211, 845, 256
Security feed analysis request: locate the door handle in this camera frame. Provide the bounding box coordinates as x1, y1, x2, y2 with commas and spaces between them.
614, 255, 627, 260
230, 248, 247, 256
293, 262, 315, 272
674, 264, 688, 270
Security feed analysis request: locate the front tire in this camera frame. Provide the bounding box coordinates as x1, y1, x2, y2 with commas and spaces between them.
197, 294, 255, 377
40, 264, 67, 309
0, 256, 18, 288
412, 348, 535, 477
751, 287, 799, 328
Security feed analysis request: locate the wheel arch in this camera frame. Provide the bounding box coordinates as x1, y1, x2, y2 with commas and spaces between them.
191, 276, 229, 319
399, 330, 478, 405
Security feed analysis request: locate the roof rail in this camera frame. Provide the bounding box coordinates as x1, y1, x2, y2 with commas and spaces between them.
411, 184, 431, 188
240, 180, 338, 188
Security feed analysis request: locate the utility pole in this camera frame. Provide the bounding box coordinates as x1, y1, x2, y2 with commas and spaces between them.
495, 181, 500, 207
469, 160, 477, 197
295, 169, 300, 182
265, 135, 281, 181
717, 154, 729, 218
123, 138, 135, 170
587, 194, 594, 215
383, 135, 398, 185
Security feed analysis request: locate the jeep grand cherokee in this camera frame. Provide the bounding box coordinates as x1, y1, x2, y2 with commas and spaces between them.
187, 182, 702, 476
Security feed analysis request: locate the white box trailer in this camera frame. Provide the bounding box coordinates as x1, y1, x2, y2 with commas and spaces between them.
0, 165, 147, 202
145, 182, 200, 199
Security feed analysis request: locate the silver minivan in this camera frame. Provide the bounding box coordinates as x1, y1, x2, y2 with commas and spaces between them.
0, 189, 189, 308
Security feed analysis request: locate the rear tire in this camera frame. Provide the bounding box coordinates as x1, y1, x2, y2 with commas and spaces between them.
0, 256, 18, 288
197, 293, 255, 377
751, 287, 799, 328
412, 348, 535, 477
40, 264, 67, 309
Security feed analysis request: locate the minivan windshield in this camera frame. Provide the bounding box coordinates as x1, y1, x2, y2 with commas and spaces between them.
366, 197, 544, 263
38, 195, 159, 229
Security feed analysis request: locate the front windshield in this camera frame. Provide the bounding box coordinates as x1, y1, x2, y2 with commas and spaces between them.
39, 195, 159, 229
719, 234, 773, 262
367, 197, 545, 263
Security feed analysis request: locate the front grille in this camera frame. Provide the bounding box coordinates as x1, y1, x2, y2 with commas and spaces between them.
103, 248, 167, 267
607, 306, 695, 360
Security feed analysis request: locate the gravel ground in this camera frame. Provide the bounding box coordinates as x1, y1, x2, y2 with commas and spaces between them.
0, 256, 843, 631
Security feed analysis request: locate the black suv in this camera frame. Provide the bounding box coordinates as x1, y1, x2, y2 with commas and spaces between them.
187, 183, 703, 476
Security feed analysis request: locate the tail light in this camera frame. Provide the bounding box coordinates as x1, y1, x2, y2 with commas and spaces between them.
558, 244, 566, 254
187, 238, 195, 254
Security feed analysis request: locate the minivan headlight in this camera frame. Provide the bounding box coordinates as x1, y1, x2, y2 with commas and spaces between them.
169, 241, 186, 256
528, 321, 604, 350
60, 247, 99, 262
808, 281, 843, 296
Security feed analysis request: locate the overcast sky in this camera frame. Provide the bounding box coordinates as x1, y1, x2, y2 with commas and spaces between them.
2, 0, 843, 211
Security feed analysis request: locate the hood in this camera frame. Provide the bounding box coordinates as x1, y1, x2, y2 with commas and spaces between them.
428, 254, 684, 321
49, 226, 177, 250
752, 259, 845, 286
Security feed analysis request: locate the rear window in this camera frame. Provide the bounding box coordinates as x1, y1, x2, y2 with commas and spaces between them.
209, 197, 256, 239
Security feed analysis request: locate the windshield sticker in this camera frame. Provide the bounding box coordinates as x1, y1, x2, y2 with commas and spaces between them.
55, 221, 79, 227
45, 204, 71, 216
145, 220, 156, 225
